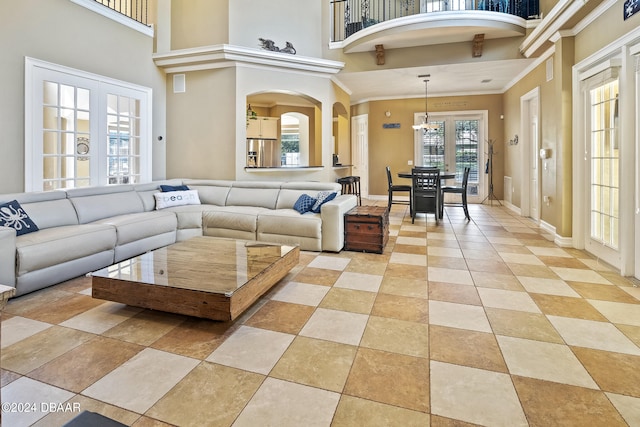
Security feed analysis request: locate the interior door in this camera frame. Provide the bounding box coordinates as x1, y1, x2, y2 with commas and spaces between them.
351, 114, 369, 198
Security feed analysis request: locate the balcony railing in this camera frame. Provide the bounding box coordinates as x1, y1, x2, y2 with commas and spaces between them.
330, 0, 539, 42
93, 0, 150, 26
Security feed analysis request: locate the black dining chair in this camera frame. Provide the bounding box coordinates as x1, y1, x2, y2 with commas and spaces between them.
411, 167, 440, 224
440, 167, 471, 220
386, 166, 411, 213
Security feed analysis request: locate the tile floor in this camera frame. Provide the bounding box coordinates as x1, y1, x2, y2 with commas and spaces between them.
2, 202, 640, 426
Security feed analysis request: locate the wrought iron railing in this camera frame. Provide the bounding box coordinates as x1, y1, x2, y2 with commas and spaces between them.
93, 0, 150, 26
330, 0, 539, 42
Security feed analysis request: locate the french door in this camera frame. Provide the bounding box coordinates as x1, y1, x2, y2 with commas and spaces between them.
26, 58, 151, 192
584, 78, 620, 266
414, 111, 486, 202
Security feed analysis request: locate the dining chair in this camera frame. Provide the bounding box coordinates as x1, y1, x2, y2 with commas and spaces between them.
411, 167, 440, 224
386, 166, 411, 213
440, 167, 471, 220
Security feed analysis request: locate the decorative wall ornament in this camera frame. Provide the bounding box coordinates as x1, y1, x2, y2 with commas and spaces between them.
375, 44, 385, 65
258, 38, 296, 55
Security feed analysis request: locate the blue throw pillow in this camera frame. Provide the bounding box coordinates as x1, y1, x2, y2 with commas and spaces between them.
160, 184, 190, 192
293, 194, 317, 214
0, 200, 39, 236
311, 191, 337, 213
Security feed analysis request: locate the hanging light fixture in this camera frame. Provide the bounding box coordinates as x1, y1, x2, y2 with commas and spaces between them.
412, 74, 439, 131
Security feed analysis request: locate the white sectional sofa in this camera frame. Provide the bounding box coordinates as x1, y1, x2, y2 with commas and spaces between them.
0, 179, 356, 296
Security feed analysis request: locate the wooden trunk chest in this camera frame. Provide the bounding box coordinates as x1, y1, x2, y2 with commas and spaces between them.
344, 206, 389, 254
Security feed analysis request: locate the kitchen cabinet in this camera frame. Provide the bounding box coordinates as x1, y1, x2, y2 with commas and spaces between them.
247, 117, 279, 139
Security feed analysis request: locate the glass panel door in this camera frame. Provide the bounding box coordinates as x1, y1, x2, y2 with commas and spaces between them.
415, 112, 484, 202
107, 93, 142, 184
587, 79, 619, 261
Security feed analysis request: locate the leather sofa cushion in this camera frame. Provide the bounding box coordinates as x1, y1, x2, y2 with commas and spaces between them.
226, 186, 280, 209
258, 210, 322, 239
22, 199, 79, 229
203, 206, 266, 233
95, 211, 177, 245
186, 185, 231, 206
16, 224, 116, 275
68, 190, 144, 224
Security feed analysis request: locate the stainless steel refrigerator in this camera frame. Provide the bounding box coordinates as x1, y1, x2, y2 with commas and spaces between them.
247, 139, 280, 167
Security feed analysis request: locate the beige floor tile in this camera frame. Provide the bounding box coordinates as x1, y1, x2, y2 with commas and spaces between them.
299, 308, 369, 346
344, 258, 388, 275
319, 288, 376, 314
429, 325, 507, 372
507, 263, 560, 279
390, 252, 428, 266
5, 288, 73, 318
547, 315, 640, 355
485, 308, 564, 344
102, 310, 184, 346
428, 300, 492, 333
371, 293, 429, 323
499, 252, 544, 266
28, 336, 143, 392
572, 347, 640, 397
569, 281, 639, 303
1, 325, 94, 374
530, 294, 608, 321
292, 267, 341, 286
427, 255, 468, 270
206, 325, 294, 374
59, 301, 143, 334
271, 281, 331, 306
428, 267, 474, 285
1, 376, 75, 427
150, 318, 238, 359
427, 246, 463, 258
332, 395, 430, 427
497, 335, 598, 388
83, 348, 198, 413
1, 369, 21, 387
606, 393, 640, 426
587, 299, 640, 327
15, 293, 106, 325
617, 324, 640, 347
477, 288, 541, 313
384, 263, 427, 280
471, 271, 523, 291
550, 267, 613, 284
307, 255, 351, 271
270, 336, 357, 392
378, 276, 428, 299
360, 316, 429, 358
334, 271, 384, 292
244, 300, 315, 334
344, 347, 429, 412
395, 236, 427, 246
527, 246, 573, 257
465, 258, 513, 275
428, 281, 481, 305
147, 362, 264, 427
517, 276, 581, 297
430, 361, 528, 427
234, 377, 340, 427
537, 255, 592, 269
512, 376, 628, 427
393, 244, 428, 255
1, 316, 52, 349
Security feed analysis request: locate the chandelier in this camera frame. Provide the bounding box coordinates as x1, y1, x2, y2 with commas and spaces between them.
412, 74, 439, 131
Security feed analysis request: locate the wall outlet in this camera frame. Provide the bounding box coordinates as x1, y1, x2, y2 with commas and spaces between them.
408, 160, 413, 165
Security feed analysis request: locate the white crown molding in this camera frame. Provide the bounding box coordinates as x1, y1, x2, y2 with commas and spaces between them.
153, 44, 345, 75
69, 0, 154, 37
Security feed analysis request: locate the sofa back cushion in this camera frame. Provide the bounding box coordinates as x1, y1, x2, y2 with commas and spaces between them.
67, 185, 144, 223
0, 191, 79, 229
183, 180, 234, 206
226, 181, 281, 209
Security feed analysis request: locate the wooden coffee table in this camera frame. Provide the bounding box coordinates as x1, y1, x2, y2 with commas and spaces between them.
91, 236, 299, 321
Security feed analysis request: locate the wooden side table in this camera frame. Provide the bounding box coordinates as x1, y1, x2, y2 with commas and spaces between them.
344, 206, 389, 254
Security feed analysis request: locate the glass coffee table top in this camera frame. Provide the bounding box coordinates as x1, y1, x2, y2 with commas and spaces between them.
91, 236, 298, 297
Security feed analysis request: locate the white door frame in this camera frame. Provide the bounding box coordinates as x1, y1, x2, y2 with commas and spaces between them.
520, 87, 541, 220
351, 114, 369, 198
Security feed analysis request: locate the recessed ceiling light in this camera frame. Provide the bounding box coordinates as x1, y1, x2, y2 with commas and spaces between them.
481, 79, 492, 83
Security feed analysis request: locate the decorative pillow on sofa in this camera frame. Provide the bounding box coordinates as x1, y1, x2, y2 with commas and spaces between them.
293, 194, 317, 214
154, 190, 201, 210
0, 200, 39, 235
311, 191, 337, 213
160, 184, 190, 192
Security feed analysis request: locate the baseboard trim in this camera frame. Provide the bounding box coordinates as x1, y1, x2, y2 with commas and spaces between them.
502, 200, 522, 215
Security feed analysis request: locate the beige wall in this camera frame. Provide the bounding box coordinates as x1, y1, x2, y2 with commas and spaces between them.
171, 0, 229, 49
362, 94, 504, 197
0, 0, 166, 194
